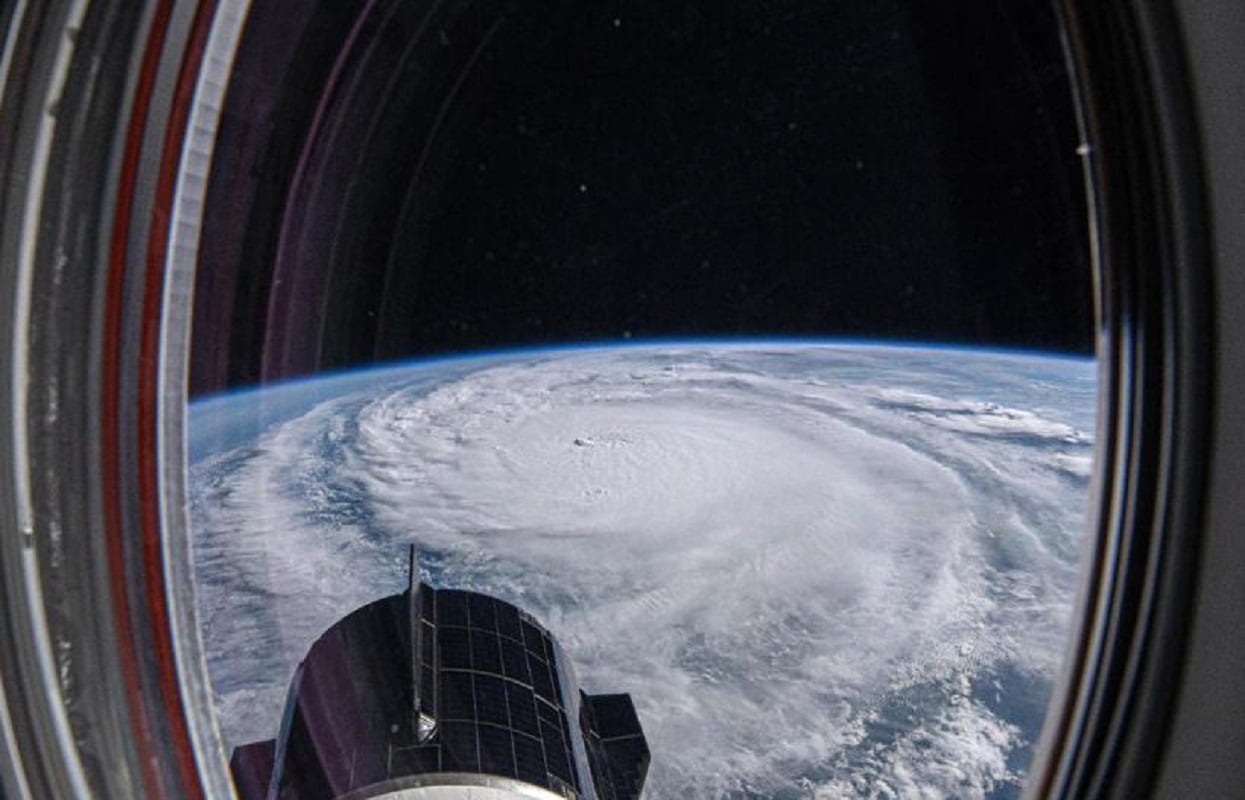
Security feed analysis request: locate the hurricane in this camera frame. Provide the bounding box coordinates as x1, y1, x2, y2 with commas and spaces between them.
188, 341, 1095, 799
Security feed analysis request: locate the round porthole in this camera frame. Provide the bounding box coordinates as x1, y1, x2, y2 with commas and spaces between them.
1, 2, 1240, 798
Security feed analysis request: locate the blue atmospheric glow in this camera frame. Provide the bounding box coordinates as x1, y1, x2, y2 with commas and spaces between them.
191, 335, 1095, 408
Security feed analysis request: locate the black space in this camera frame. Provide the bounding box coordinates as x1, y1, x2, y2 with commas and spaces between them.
192, 0, 1092, 395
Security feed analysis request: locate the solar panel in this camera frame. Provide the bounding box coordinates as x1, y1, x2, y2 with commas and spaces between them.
437, 590, 470, 627
478, 725, 517, 777
470, 628, 503, 675
501, 638, 531, 682
474, 674, 510, 727
506, 682, 540, 737
439, 627, 472, 670
530, 653, 557, 702
230, 572, 646, 799
439, 721, 479, 773
468, 593, 497, 631
439, 671, 475, 721
513, 731, 547, 786
496, 601, 523, 643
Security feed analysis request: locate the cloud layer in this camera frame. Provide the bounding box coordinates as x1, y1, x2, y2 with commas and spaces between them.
189, 343, 1096, 798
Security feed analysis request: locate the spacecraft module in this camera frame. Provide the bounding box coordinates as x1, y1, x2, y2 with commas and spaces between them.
229, 548, 648, 799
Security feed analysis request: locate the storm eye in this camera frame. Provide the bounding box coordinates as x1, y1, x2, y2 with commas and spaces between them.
3, 0, 1224, 798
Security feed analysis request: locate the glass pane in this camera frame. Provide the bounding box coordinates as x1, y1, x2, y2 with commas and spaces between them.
186, 1, 1096, 797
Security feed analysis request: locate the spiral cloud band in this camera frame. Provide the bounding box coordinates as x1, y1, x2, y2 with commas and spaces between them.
189, 343, 1095, 798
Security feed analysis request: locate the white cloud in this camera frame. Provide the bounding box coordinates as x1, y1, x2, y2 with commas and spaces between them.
189, 344, 1095, 797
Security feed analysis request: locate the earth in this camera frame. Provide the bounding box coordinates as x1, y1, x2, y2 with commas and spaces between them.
187, 341, 1096, 799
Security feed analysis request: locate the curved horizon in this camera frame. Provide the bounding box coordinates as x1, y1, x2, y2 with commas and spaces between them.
190, 335, 1097, 407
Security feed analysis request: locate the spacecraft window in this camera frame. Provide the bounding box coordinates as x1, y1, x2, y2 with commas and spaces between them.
178, 3, 1099, 798
0, 0, 1125, 798
0, 0, 1235, 796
